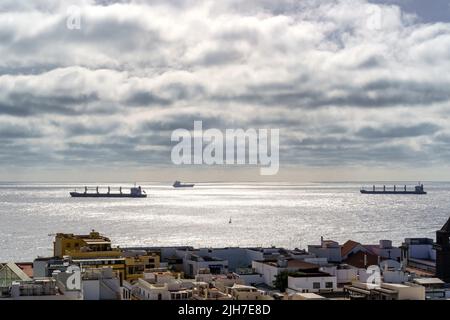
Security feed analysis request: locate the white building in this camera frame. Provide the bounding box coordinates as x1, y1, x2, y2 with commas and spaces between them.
81, 267, 121, 300
8, 279, 79, 300
345, 281, 426, 300
180, 252, 228, 277
133, 272, 201, 300
304, 258, 329, 266
6, 275, 82, 300
246, 248, 284, 264
227, 284, 273, 300
212, 274, 245, 292
195, 268, 214, 283
308, 238, 342, 263
382, 270, 410, 284
367, 240, 402, 261
287, 272, 337, 294
412, 278, 450, 300
176, 247, 301, 272
199, 248, 251, 271
384, 283, 425, 300
233, 269, 265, 286
402, 238, 436, 273
321, 265, 358, 284
122, 280, 133, 300
403, 238, 436, 260
133, 279, 173, 300
252, 259, 323, 287
287, 292, 327, 300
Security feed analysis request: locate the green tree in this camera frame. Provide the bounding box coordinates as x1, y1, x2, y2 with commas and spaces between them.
273, 271, 289, 292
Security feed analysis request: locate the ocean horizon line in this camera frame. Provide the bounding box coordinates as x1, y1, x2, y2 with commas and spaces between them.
0, 180, 447, 184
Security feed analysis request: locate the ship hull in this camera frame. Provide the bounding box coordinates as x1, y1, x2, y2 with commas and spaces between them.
173, 185, 194, 188
70, 192, 147, 198
360, 190, 426, 195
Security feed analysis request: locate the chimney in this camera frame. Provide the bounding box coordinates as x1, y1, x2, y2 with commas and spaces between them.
320, 236, 324, 247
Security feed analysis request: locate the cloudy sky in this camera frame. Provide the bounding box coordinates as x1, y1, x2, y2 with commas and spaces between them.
1, 0, 450, 182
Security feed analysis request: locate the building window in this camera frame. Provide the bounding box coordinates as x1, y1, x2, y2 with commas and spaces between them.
313, 282, 320, 289
325, 282, 333, 289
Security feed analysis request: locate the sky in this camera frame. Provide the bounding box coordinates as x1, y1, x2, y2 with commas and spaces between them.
0, 0, 450, 182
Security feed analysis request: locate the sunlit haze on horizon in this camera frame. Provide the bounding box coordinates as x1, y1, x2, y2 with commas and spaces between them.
1, 0, 450, 181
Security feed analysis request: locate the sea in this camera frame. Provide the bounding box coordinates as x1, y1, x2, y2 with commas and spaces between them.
1, 182, 449, 262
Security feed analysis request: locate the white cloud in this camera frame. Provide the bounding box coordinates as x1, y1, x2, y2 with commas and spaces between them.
0, 0, 449, 177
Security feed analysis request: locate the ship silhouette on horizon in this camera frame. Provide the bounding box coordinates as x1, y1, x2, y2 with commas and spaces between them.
360, 183, 427, 195
173, 181, 195, 188
70, 185, 147, 198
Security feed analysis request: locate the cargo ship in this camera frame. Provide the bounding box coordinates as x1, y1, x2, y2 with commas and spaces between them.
360, 184, 427, 195
70, 186, 147, 198
173, 181, 194, 188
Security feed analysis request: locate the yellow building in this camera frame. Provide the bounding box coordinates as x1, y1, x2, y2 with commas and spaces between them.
125, 253, 161, 282
53, 230, 125, 283
53, 231, 166, 283
53, 230, 122, 259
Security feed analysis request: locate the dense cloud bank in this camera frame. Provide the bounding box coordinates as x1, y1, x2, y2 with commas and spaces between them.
0, 0, 449, 171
